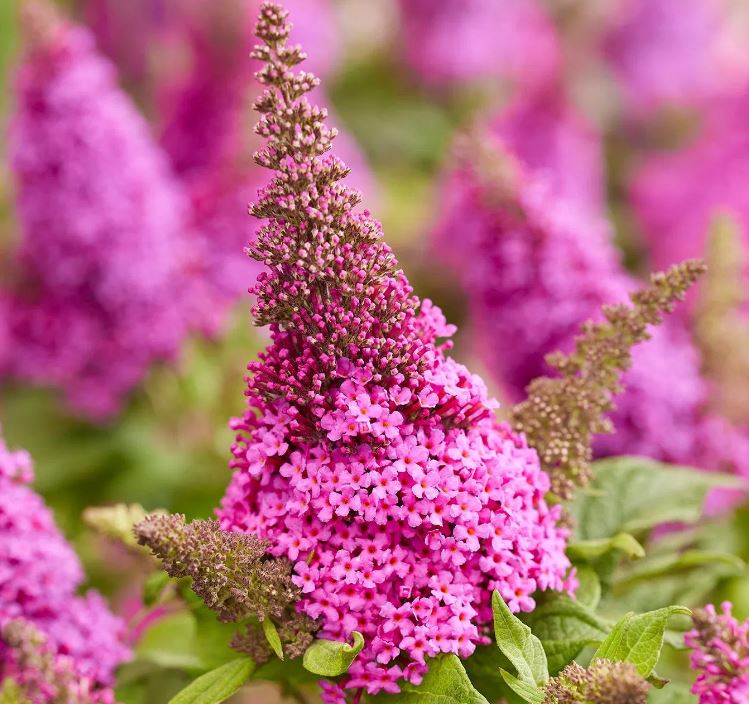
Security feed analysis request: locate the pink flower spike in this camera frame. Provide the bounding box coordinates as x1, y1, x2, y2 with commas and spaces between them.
217, 4, 572, 695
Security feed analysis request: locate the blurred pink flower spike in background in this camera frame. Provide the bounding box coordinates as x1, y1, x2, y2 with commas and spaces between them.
0, 428, 129, 701
3, 1, 201, 419
430, 92, 749, 493
397, 0, 561, 91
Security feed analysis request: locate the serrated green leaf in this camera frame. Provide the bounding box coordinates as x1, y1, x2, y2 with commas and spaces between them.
262, 619, 284, 660
521, 594, 610, 674
568, 457, 739, 541
302, 631, 364, 676
499, 670, 544, 704
592, 606, 691, 678
383, 655, 489, 704
492, 591, 548, 686
567, 533, 645, 561
168, 658, 254, 704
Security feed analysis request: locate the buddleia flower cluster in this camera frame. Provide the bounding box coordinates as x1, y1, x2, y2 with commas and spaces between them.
135, 513, 316, 661
1, 0, 194, 418
513, 258, 705, 497
0, 429, 129, 699
218, 3, 573, 696
543, 660, 650, 704
685, 602, 749, 702
1, 620, 105, 704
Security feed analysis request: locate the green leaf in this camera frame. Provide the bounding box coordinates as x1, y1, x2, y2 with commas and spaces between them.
616, 550, 744, 584
521, 594, 610, 674
492, 591, 548, 686
647, 671, 670, 689
567, 533, 645, 561
143, 571, 171, 607
592, 606, 691, 678
574, 567, 602, 610
648, 683, 698, 703
568, 457, 739, 541
499, 670, 544, 704
463, 646, 516, 704
602, 549, 744, 614
136, 612, 204, 670
262, 619, 284, 661
168, 658, 254, 704
302, 631, 364, 676
385, 655, 489, 704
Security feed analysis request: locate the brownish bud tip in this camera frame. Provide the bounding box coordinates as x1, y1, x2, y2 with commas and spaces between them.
19, 0, 64, 51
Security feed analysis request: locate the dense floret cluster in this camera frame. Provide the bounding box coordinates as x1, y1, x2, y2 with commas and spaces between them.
217, 3, 573, 695
221, 375, 571, 693
686, 603, 749, 703
0, 431, 129, 698
543, 660, 650, 704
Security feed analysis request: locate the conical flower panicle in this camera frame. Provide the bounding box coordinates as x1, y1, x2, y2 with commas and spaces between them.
513, 259, 705, 498
695, 217, 749, 425
244, 3, 438, 415
135, 514, 299, 622
135, 514, 316, 662
219, 3, 573, 696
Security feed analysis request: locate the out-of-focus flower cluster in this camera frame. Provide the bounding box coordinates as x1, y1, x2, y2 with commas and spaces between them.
2, 4, 193, 418
0, 0, 369, 420
431, 100, 743, 496
396, 0, 561, 91
686, 603, 749, 703
0, 431, 129, 700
